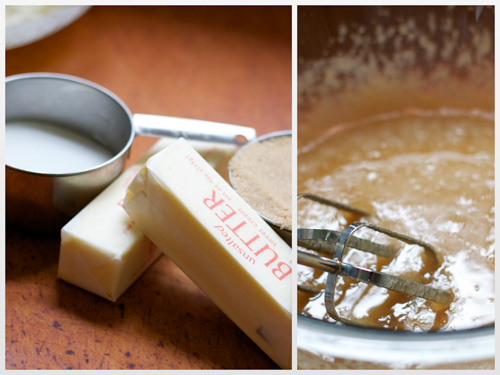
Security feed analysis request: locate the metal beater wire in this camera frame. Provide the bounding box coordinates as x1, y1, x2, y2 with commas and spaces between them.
297, 194, 453, 325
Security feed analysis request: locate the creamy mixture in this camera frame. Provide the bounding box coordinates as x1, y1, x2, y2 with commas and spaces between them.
5, 5, 59, 27
298, 109, 494, 331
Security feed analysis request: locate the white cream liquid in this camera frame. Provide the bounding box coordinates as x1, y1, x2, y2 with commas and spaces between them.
6, 120, 115, 174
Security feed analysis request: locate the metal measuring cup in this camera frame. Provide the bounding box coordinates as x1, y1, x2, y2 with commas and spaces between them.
6, 72, 256, 233
228, 130, 292, 245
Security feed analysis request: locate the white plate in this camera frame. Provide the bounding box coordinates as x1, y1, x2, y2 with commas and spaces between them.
6, 5, 90, 50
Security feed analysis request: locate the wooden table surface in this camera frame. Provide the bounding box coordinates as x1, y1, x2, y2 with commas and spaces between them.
5, 5, 291, 370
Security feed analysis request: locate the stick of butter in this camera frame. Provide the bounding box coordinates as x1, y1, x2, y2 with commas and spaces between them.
123, 138, 292, 368
58, 138, 236, 302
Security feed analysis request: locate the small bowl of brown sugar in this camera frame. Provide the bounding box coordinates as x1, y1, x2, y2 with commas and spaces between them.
228, 130, 292, 245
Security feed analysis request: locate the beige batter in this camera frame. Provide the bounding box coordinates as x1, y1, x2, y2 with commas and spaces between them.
298, 108, 494, 331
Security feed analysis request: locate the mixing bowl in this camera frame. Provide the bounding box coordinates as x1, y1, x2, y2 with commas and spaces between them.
297, 5, 494, 369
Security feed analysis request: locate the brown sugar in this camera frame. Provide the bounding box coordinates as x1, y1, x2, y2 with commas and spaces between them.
229, 134, 292, 231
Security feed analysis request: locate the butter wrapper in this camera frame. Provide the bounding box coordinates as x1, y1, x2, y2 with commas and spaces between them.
123, 138, 292, 368
58, 138, 236, 302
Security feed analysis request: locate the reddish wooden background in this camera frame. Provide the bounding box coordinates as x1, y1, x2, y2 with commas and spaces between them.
5, 5, 291, 370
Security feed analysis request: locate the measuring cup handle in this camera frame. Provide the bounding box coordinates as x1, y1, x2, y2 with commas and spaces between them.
133, 113, 256, 145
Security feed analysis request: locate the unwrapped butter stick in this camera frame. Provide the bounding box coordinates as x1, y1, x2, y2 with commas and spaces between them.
58, 138, 236, 302
123, 138, 292, 368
